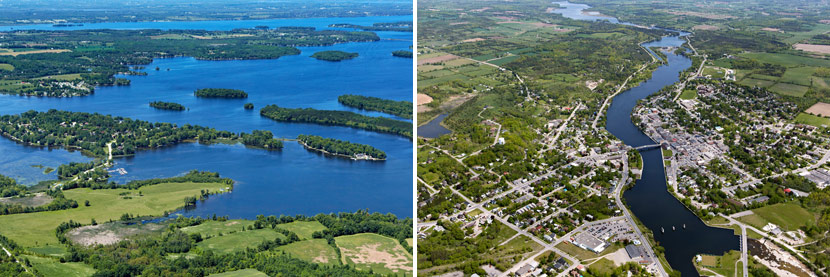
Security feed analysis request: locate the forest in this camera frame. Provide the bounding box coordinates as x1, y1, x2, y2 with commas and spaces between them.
298, 134, 386, 160
0, 110, 283, 158
311, 50, 359, 61
0, 28, 380, 96
392, 50, 413, 58
338, 94, 413, 119
329, 21, 413, 32
194, 88, 248, 98
241, 130, 283, 150
260, 105, 412, 137
149, 101, 186, 111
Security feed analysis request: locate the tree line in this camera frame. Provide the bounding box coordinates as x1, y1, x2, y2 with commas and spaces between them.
149, 101, 186, 111
0, 110, 283, 158
338, 94, 412, 119
298, 134, 386, 159
260, 105, 412, 137
194, 88, 248, 98
311, 51, 359, 61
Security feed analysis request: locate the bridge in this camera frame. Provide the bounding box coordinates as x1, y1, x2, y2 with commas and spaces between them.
633, 144, 662, 151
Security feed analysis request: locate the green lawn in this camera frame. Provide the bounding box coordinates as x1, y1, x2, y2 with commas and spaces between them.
276, 221, 327, 240
208, 269, 269, 277
679, 89, 697, 100
589, 258, 616, 275
23, 254, 96, 277
336, 233, 413, 275
196, 229, 286, 254
0, 63, 13, 71
0, 182, 229, 248
181, 219, 254, 237
695, 251, 741, 277
795, 113, 830, 127
739, 202, 814, 231
277, 239, 339, 265
34, 73, 83, 81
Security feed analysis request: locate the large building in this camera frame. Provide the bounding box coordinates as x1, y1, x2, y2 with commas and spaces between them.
573, 232, 606, 253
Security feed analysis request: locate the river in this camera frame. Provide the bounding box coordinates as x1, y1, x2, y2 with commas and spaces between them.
0, 15, 413, 218
551, 2, 740, 276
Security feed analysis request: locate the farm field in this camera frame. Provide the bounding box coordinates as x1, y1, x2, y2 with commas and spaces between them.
277, 239, 339, 265
0, 181, 228, 249
336, 233, 413, 275
275, 221, 327, 240
196, 228, 287, 254
181, 219, 254, 237
208, 269, 269, 277
23, 254, 96, 277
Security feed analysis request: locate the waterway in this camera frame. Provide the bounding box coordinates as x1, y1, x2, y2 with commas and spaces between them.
0, 16, 413, 218
552, 2, 740, 276
417, 113, 451, 138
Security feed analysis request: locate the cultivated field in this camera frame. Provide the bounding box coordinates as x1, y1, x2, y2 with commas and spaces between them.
23, 254, 96, 277
0, 182, 228, 249
336, 233, 413, 275
275, 221, 327, 240
794, 44, 830, 55
181, 219, 254, 237
0, 49, 71, 56
196, 229, 286, 254
277, 239, 339, 264
805, 102, 830, 117
208, 269, 269, 277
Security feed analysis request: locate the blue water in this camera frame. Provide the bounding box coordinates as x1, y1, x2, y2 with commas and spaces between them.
417, 114, 451, 138
0, 16, 413, 218
549, 1, 620, 23
0, 15, 412, 31
550, 3, 739, 276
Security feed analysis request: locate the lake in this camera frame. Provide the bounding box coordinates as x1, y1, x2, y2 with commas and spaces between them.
0, 15, 414, 218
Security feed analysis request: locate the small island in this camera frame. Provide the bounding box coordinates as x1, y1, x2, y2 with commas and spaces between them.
329, 21, 413, 32
240, 130, 283, 150
194, 88, 248, 98
244, 103, 254, 110
259, 105, 412, 137
149, 101, 186, 111
297, 134, 386, 160
391, 50, 413, 58
310, 51, 358, 62
338, 94, 412, 119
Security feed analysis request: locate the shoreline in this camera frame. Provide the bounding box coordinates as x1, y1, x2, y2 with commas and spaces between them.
297, 141, 386, 161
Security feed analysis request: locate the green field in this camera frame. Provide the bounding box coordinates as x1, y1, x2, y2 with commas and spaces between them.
23, 254, 96, 277
555, 241, 622, 261
0, 63, 13, 71
181, 219, 254, 237
336, 233, 413, 275
277, 239, 339, 265
738, 202, 814, 231
679, 89, 697, 100
740, 53, 830, 68
738, 78, 775, 88
769, 82, 809, 97
276, 221, 327, 240
208, 269, 269, 277
0, 182, 229, 248
196, 229, 286, 254
588, 258, 617, 275
694, 251, 741, 277
795, 113, 830, 127
34, 73, 83, 81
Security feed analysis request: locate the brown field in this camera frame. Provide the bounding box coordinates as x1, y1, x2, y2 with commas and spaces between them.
418, 54, 459, 65
0, 49, 70, 56
0, 193, 53, 207
417, 93, 434, 105
667, 11, 735, 19
449, 22, 469, 26
794, 44, 830, 55
67, 222, 165, 246
761, 27, 783, 32
806, 102, 830, 117
821, 20, 830, 24
462, 38, 487, 43
693, 25, 720, 31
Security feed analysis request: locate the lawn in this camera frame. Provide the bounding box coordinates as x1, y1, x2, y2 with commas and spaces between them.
0, 63, 13, 71
739, 202, 814, 231
208, 269, 269, 277
795, 113, 830, 127
23, 254, 96, 277
196, 229, 286, 254
679, 89, 697, 100
277, 239, 339, 265
336, 233, 413, 275
738, 78, 775, 88
589, 258, 616, 275
276, 221, 327, 240
695, 250, 741, 277
181, 219, 254, 237
0, 182, 229, 248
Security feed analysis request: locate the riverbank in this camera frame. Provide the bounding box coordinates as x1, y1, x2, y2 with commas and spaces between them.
298, 141, 385, 161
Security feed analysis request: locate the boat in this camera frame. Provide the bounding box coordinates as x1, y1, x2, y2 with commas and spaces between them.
672, 226, 676, 231
683, 224, 686, 229
661, 227, 664, 233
